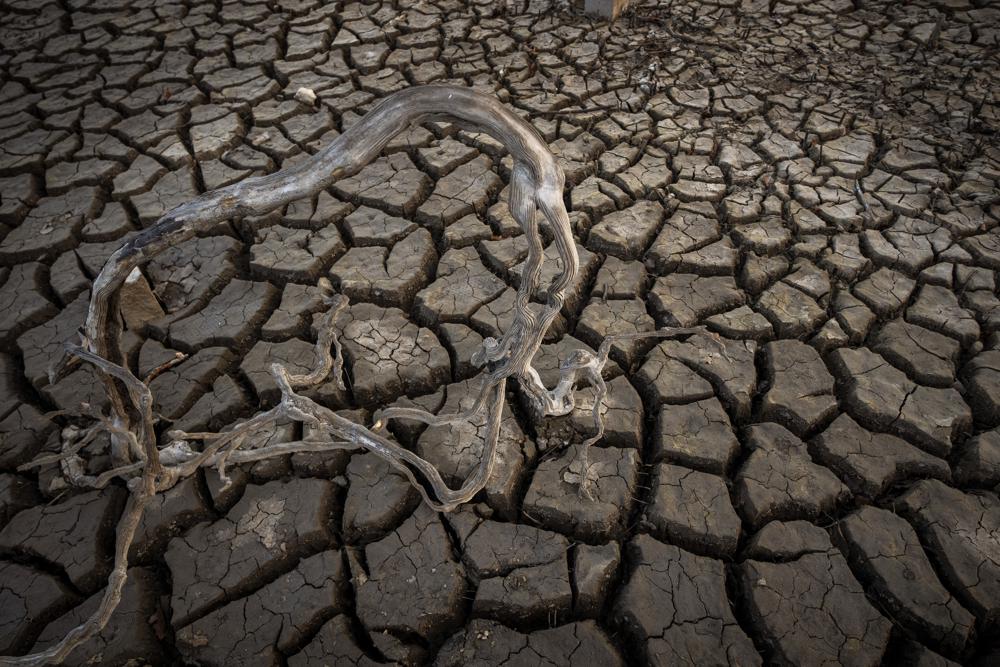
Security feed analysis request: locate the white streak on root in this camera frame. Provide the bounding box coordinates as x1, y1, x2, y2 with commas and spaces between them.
0, 85, 709, 665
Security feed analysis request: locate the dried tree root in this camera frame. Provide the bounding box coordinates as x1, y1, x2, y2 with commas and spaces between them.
2, 85, 704, 665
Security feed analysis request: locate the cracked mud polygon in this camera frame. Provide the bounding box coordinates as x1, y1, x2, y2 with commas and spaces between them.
1, 0, 999, 665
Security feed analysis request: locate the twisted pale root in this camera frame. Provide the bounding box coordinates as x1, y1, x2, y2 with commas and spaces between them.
2, 85, 705, 665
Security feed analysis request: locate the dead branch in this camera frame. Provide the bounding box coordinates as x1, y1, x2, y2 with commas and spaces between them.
1, 85, 700, 665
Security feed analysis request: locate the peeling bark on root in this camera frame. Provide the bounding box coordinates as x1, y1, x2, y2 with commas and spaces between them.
0, 85, 708, 666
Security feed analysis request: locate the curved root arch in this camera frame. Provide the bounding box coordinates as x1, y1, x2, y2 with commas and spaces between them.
0, 85, 592, 667
85, 84, 580, 505
1, 84, 719, 667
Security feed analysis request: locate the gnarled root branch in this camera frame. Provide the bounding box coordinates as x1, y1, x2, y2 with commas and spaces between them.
1, 85, 695, 665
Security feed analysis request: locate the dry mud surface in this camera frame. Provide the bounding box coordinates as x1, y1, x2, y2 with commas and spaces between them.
1, 0, 999, 665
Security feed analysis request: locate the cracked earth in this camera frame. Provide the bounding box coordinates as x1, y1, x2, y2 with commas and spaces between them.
0, 0, 999, 665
